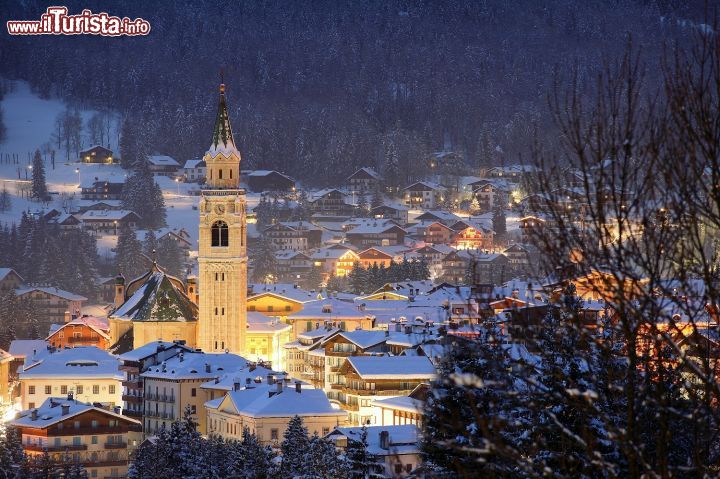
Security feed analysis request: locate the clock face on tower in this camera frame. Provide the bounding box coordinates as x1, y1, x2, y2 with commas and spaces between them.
214, 204, 225, 214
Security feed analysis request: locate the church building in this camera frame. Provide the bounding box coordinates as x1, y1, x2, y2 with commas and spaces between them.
109, 82, 248, 356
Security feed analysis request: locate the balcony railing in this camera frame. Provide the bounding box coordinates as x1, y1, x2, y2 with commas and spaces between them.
104, 442, 127, 449
25, 443, 87, 452
341, 387, 413, 397
330, 383, 345, 390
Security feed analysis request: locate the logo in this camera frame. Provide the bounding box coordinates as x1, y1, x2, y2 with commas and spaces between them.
7, 6, 151, 36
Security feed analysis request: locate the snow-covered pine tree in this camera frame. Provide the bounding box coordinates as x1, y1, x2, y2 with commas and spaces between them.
346, 426, 384, 479
116, 222, 145, 280
122, 160, 166, 229
301, 266, 324, 291
348, 262, 369, 294
235, 427, 275, 479
252, 237, 278, 283
423, 325, 518, 477
306, 433, 350, 479
279, 415, 310, 477
357, 191, 370, 217
0, 186, 11, 212
492, 201, 507, 243
383, 135, 401, 193
31, 149, 48, 201
143, 230, 158, 258
157, 236, 184, 278
370, 185, 384, 210
0, 424, 26, 477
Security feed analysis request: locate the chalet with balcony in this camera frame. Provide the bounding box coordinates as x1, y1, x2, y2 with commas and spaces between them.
402, 182, 446, 210
81, 179, 124, 201
450, 219, 494, 250
246, 170, 296, 192
46, 316, 110, 350
11, 397, 141, 479
334, 356, 435, 426
263, 221, 323, 251
79, 210, 141, 235
345, 221, 406, 248
346, 167, 382, 195
309, 189, 355, 217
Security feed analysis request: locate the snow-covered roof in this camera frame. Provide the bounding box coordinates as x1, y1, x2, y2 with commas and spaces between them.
248, 283, 324, 303
20, 347, 122, 380
8, 340, 49, 359
47, 316, 110, 341
346, 356, 435, 380
210, 382, 345, 420
0, 268, 22, 282
79, 209, 140, 221
183, 159, 206, 169
327, 424, 420, 456
117, 340, 191, 362
371, 395, 424, 414
12, 397, 139, 429
111, 271, 197, 323
403, 181, 446, 192
16, 287, 87, 302
147, 155, 180, 167
288, 299, 371, 320
141, 351, 249, 380
247, 311, 292, 333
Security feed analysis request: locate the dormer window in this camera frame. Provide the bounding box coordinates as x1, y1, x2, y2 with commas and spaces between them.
211, 221, 228, 247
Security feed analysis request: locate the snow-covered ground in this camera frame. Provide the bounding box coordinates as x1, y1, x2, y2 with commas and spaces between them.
0, 81, 262, 248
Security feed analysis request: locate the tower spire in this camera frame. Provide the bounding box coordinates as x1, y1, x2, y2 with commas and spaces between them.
210, 76, 235, 152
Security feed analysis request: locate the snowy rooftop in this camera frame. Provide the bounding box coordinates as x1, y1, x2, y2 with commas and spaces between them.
327, 424, 420, 455
371, 395, 424, 414
111, 271, 197, 323
346, 356, 435, 379
247, 311, 292, 333
0, 268, 21, 281
12, 397, 139, 429
208, 382, 345, 420
183, 159, 206, 169
117, 340, 191, 362
8, 340, 49, 359
15, 286, 87, 302
147, 155, 180, 167
248, 283, 324, 303
20, 346, 122, 380
288, 298, 372, 320
79, 209, 139, 221
141, 351, 248, 380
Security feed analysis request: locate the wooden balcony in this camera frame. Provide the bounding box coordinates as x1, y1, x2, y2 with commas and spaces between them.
341, 387, 413, 397
104, 442, 127, 449
339, 403, 359, 412
25, 443, 87, 452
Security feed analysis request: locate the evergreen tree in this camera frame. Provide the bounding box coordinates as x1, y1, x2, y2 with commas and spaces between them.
143, 230, 158, 258
252, 237, 278, 283
0, 186, 11, 212
0, 425, 26, 478
346, 426, 384, 479
301, 266, 324, 291
383, 136, 401, 193
119, 117, 146, 169
370, 185, 384, 210
116, 222, 145, 280
30, 149, 48, 201
357, 191, 370, 217
293, 190, 311, 221
492, 202, 507, 243
157, 236, 184, 278
348, 262, 370, 294
326, 274, 349, 293
122, 161, 166, 228
306, 434, 350, 479
236, 428, 275, 479
279, 415, 310, 477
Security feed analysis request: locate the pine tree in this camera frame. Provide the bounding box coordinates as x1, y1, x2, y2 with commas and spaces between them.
0, 425, 26, 478
279, 415, 310, 477
326, 274, 349, 293
236, 428, 275, 479
371, 185, 384, 210
346, 426, 384, 479
0, 186, 11, 212
116, 222, 145, 280
122, 161, 166, 229
30, 149, 48, 201
307, 434, 350, 479
383, 135, 401, 193
293, 190, 311, 221
348, 262, 370, 294
157, 236, 184, 278
143, 230, 158, 258
252, 237, 278, 283
357, 191, 370, 217
301, 266, 324, 291
492, 202, 507, 243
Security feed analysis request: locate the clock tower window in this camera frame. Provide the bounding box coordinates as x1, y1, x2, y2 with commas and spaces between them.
211, 221, 229, 247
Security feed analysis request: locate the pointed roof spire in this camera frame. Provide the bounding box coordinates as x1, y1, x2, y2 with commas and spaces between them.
210, 73, 236, 153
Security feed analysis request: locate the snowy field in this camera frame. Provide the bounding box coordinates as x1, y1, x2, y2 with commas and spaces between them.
0, 81, 263, 248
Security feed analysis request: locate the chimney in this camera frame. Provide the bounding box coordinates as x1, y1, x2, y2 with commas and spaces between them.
63, 311, 71, 323
295, 381, 302, 393
114, 274, 126, 309
31, 409, 38, 421
379, 430, 390, 450
385, 329, 389, 337
179, 352, 184, 362
277, 379, 284, 394
67, 392, 73, 401
267, 374, 275, 385
233, 379, 241, 391
60, 403, 70, 415
246, 377, 252, 386
205, 363, 211, 373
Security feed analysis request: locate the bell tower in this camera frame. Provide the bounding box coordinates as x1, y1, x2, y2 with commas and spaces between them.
197, 81, 247, 355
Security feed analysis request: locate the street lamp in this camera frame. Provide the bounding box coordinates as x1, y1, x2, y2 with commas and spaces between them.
114, 220, 118, 235
26, 164, 32, 180
75, 168, 81, 186
175, 177, 180, 196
